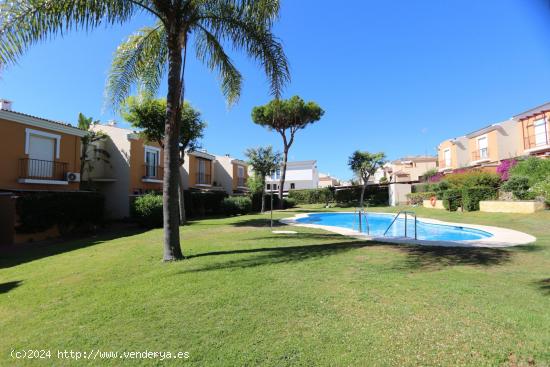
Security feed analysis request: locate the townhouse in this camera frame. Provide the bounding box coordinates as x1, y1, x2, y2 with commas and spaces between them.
0, 99, 86, 191
437, 101, 550, 173
87, 122, 164, 218
265, 160, 319, 192
384, 156, 438, 183
180, 150, 249, 194
318, 173, 340, 188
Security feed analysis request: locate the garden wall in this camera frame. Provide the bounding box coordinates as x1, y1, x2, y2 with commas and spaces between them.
479, 200, 545, 214
422, 199, 445, 210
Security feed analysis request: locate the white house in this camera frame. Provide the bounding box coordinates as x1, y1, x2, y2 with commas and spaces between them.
265, 160, 319, 193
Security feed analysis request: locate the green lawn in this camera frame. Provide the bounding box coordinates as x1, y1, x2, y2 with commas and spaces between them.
1, 206, 549, 366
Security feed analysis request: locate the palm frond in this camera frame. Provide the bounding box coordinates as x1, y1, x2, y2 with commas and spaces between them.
0, 0, 137, 66
195, 25, 242, 105
106, 22, 168, 109
199, 0, 290, 98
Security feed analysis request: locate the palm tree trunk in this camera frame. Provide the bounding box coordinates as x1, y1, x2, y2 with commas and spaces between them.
162, 31, 185, 261
278, 146, 288, 209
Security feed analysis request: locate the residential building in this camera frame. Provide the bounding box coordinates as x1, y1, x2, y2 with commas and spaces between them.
318, 173, 340, 188
0, 100, 86, 191
437, 136, 469, 171
87, 122, 164, 219
265, 160, 319, 192
383, 156, 437, 183
514, 102, 550, 157
213, 154, 249, 194
465, 119, 520, 168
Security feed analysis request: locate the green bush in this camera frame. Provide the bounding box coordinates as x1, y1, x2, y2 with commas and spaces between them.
509, 157, 550, 184
407, 191, 437, 205
462, 186, 498, 211
442, 189, 462, 211
412, 183, 435, 193
532, 179, 550, 204
444, 171, 501, 189
288, 188, 332, 204
334, 186, 389, 206
501, 176, 534, 200
188, 191, 227, 217
16, 191, 105, 234
283, 197, 297, 209
221, 196, 252, 216
133, 193, 163, 227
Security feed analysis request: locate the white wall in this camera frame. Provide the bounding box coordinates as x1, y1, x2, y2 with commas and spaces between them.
213, 155, 235, 194
265, 161, 319, 191
388, 183, 411, 206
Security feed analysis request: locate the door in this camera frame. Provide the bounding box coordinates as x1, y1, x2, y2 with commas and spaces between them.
477, 137, 488, 159
444, 149, 451, 167
534, 119, 547, 146
28, 134, 55, 178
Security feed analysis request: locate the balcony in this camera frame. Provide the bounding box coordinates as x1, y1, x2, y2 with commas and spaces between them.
142, 164, 163, 183
196, 173, 211, 186
471, 148, 490, 164
523, 133, 550, 153
18, 158, 68, 184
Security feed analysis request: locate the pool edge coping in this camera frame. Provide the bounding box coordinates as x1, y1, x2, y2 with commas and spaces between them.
279, 212, 537, 248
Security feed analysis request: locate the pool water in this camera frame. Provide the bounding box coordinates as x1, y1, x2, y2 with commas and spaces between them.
295, 212, 493, 241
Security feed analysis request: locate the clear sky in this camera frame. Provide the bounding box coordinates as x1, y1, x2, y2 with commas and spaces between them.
1, 0, 550, 180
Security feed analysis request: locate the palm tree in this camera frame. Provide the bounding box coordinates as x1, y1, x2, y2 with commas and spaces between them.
0, 0, 289, 261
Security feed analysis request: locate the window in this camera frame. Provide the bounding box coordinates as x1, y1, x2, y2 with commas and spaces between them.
443, 149, 451, 167
237, 165, 245, 186
477, 136, 488, 159
24, 129, 62, 179
290, 183, 295, 190
271, 169, 280, 180
534, 118, 548, 146
196, 158, 211, 185
266, 184, 271, 190
144, 146, 160, 178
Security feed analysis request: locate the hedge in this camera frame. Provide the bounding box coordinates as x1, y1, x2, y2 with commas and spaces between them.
287, 188, 333, 204
335, 185, 388, 206
187, 191, 227, 217
221, 196, 252, 216
133, 193, 163, 227
442, 189, 462, 211
251, 193, 296, 211
462, 186, 498, 211
16, 191, 105, 235
407, 191, 437, 205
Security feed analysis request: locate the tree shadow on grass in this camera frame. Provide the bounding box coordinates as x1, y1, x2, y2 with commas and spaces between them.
534, 278, 550, 296
0, 227, 147, 269
230, 218, 285, 228
393, 245, 511, 271
0, 280, 22, 294
181, 241, 369, 273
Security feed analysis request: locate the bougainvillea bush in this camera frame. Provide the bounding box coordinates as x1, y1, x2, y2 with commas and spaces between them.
496, 159, 517, 181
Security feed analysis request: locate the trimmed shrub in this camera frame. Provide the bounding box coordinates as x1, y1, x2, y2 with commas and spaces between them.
407, 191, 437, 205
133, 193, 163, 227
287, 188, 332, 204
188, 191, 227, 217
222, 196, 252, 216
444, 171, 501, 189
16, 191, 105, 234
501, 176, 534, 200
335, 185, 389, 206
283, 197, 297, 209
442, 189, 462, 211
462, 186, 498, 211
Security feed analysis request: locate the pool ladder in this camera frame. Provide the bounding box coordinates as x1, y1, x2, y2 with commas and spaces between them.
353, 206, 370, 235
383, 211, 418, 240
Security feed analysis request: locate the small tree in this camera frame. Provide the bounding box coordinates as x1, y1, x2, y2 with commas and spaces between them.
252, 96, 324, 208
245, 146, 282, 213
78, 113, 110, 190
348, 151, 386, 207
121, 96, 206, 223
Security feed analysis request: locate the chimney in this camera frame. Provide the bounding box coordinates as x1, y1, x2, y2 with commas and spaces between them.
0, 99, 13, 111
107, 119, 117, 126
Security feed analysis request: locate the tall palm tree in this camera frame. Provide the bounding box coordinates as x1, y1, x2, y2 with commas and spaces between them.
0, 0, 290, 261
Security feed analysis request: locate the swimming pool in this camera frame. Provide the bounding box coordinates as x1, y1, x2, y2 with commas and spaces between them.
294, 212, 493, 241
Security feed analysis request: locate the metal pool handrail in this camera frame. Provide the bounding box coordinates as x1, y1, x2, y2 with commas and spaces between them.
354, 205, 370, 235
383, 211, 417, 240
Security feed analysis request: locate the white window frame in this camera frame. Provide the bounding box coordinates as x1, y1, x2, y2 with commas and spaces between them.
443, 148, 451, 167
237, 165, 245, 178
144, 145, 161, 163
25, 128, 61, 159
477, 135, 488, 159
534, 118, 547, 146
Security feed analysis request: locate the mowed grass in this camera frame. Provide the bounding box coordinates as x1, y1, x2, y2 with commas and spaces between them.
1, 206, 549, 366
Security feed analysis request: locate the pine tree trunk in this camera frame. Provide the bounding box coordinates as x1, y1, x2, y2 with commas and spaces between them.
360, 183, 366, 208
278, 146, 289, 209
162, 30, 184, 261
261, 186, 266, 213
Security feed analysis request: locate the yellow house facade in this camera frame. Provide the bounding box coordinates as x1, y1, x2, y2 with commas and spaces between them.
0, 100, 86, 191
514, 102, 550, 157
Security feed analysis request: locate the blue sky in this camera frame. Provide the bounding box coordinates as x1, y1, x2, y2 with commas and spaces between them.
1, 0, 550, 180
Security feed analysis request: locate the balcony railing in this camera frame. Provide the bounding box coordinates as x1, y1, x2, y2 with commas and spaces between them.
143, 165, 163, 180
523, 133, 549, 150
19, 158, 67, 180
196, 173, 211, 185
237, 177, 246, 187
471, 148, 489, 161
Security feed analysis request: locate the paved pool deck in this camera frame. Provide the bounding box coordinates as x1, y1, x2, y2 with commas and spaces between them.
280, 212, 536, 248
